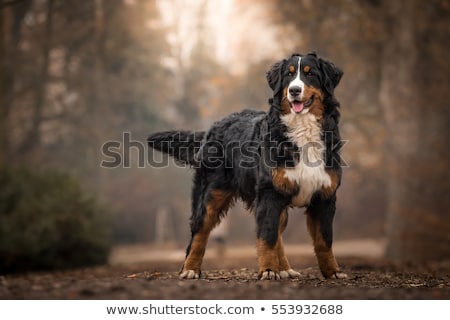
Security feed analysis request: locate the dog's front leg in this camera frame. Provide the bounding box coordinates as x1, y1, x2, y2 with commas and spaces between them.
306, 194, 347, 279
277, 209, 301, 279
255, 187, 290, 280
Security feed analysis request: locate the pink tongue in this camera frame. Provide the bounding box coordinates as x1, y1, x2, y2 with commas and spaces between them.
292, 101, 304, 113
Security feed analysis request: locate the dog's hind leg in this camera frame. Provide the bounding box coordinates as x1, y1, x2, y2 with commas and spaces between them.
306, 194, 347, 279
180, 186, 234, 279
277, 210, 301, 279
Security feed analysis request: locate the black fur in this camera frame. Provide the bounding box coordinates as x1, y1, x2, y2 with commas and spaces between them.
147, 130, 205, 166
309, 194, 337, 247
148, 52, 344, 279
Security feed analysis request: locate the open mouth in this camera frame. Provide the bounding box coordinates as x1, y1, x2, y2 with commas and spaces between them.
290, 96, 314, 113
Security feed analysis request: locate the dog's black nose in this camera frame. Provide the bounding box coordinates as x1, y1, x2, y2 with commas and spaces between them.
289, 86, 302, 96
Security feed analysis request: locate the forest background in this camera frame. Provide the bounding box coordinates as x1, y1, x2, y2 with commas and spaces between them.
1, 0, 449, 272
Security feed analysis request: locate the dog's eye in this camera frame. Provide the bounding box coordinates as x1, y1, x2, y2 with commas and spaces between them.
288, 65, 295, 76
303, 65, 313, 77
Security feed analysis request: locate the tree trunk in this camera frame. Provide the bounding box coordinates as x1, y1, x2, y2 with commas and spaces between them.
92, 0, 108, 190
380, 1, 450, 261
1, 0, 32, 162
19, 0, 54, 156
0, 8, 4, 165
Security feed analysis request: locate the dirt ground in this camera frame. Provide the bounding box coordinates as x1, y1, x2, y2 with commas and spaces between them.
1, 240, 449, 300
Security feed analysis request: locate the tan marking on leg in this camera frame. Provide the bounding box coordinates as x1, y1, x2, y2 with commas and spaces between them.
257, 238, 279, 279
321, 170, 340, 199
306, 213, 341, 278
182, 212, 216, 273
277, 236, 291, 270
208, 190, 235, 213
181, 190, 233, 278
276, 210, 291, 270
277, 210, 301, 279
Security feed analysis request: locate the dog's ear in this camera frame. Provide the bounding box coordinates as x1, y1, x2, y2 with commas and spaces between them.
319, 58, 343, 96
266, 59, 286, 98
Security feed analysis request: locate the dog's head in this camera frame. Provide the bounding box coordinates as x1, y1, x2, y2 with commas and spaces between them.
266, 52, 343, 115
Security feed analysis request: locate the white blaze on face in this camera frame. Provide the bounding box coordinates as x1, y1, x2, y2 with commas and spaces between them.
287, 56, 305, 103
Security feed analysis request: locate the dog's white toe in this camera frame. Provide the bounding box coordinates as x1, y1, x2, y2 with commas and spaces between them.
179, 270, 200, 279
280, 268, 301, 279
331, 272, 347, 279
260, 270, 281, 280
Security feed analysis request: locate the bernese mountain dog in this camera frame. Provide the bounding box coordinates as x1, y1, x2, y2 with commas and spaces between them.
147, 52, 346, 280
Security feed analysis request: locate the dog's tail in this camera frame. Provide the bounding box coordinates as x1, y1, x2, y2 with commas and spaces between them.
147, 130, 205, 166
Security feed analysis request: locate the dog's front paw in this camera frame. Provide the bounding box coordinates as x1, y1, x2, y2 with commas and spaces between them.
279, 268, 301, 279
260, 269, 281, 280
179, 269, 200, 279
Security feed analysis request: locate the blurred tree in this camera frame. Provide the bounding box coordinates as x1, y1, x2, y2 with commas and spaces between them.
380, 0, 450, 261
159, 0, 221, 127
0, 5, 3, 165
1, 0, 169, 167
18, 0, 54, 156
1, 0, 33, 161
1, 0, 173, 243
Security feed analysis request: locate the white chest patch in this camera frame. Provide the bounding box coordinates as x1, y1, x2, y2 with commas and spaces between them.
281, 112, 331, 207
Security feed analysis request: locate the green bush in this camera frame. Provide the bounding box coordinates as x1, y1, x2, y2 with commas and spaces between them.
0, 167, 111, 273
